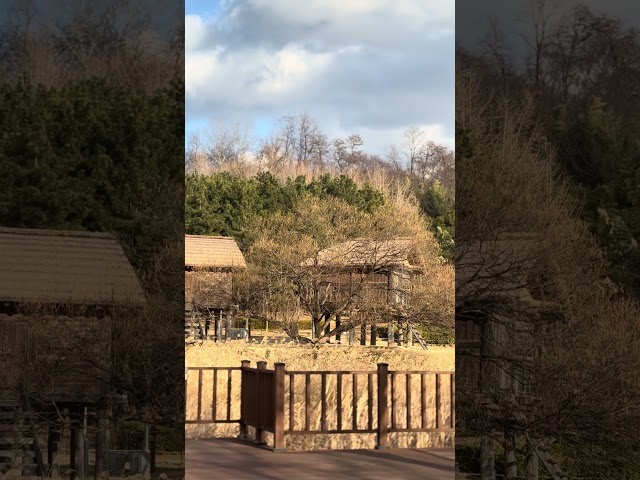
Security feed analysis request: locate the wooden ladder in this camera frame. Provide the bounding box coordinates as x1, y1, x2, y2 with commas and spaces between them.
408, 324, 429, 350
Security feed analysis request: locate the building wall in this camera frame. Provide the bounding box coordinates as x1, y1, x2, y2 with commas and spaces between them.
0, 314, 111, 405
456, 313, 534, 400
185, 270, 233, 310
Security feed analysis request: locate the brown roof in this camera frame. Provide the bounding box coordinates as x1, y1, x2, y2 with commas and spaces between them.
303, 238, 420, 269
185, 235, 247, 269
0, 227, 146, 307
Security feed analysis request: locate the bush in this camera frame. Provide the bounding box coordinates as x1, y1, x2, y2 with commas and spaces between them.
115, 422, 184, 452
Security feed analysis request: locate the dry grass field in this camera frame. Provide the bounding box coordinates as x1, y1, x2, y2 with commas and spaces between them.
186, 341, 454, 450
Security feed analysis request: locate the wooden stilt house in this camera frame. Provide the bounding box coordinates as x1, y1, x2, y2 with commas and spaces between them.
455, 233, 563, 476
184, 235, 247, 341
0, 227, 145, 477
303, 237, 428, 346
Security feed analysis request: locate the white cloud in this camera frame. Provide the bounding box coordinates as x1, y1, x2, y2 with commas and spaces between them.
186, 0, 455, 155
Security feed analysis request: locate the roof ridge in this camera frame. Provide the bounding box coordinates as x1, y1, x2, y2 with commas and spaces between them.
0, 227, 115, 240
185, 234, 236, 240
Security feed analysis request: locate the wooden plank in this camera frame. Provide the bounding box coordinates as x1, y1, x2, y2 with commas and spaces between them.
197, 369, 203, 421
212, 369, 218, 421
336, 373, 342, 431
352, 374, 358, 431
289, 374, 295, 432
305, 374, 311, 432
321, 374, 327, 432
406, 374, 412, 429
368, 373, 374, 431
226, 370, 232, 421
435, 374, 441, 430
421, 373, 427, 429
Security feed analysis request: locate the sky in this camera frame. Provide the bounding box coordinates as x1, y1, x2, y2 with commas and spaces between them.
457, 0, 640, 56
185, 0, 455, 157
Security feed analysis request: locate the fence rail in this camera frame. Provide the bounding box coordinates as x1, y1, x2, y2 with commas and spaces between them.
185, 366, 241, 424
186, 362, 454, 451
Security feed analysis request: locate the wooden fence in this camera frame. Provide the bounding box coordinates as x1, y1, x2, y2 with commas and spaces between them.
186, 362, 454, 451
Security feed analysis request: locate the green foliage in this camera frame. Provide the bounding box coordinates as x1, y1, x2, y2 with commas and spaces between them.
546, 97, 640, 297
0, 79, 185, 287
185, 172, 385, 250
417, 180, 455, 261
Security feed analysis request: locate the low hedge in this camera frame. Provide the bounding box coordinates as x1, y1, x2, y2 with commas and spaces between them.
115, 421, 184, 452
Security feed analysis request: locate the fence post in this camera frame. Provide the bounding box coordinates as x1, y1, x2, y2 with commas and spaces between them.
238, 360, 250, 440
255, 361, 267, 445
376, 363, 390, 449
273, 363, 286, 452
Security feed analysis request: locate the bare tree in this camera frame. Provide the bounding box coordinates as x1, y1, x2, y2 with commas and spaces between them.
402, 126, 425, 176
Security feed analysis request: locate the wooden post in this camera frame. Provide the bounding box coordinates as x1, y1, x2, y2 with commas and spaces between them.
94, 404, 110, 480
150, 425, 157, 474
47, 420, 61, 477
75, 426, 85, 480
349, 326, 355, 345
505, 429, 517, 479
225, 309, 231, 341
273, 363, 286, 452
141, 424, 151, 480
480, 432, 496, 480
527, 438, 539, 480
335, 315, 341, 344
255, 362, 267, 445
360, 323, 367, 345
371, 323, 377, 345
215, 311, 221, 342
69, 427, 77, 480
375, 363, 390, 449
239, 360, 250, 439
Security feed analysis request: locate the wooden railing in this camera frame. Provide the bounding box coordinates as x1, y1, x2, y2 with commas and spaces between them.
185, 366, 241, 424
186, 362, 455, 451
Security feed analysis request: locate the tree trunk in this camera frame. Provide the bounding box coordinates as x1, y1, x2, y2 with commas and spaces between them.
370, 323, 377, 345
335, 315, 341, 344
387, 319, 395, 346
360, 323, 367, 345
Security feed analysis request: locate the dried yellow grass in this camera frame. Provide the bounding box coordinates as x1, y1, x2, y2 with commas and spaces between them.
186, 342, 454, 450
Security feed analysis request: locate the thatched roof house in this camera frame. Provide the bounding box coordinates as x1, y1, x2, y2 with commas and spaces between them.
0, 227, 145, 406
456, 233, 562, 411
304, 237, 423, 309
185, 235, 246, 310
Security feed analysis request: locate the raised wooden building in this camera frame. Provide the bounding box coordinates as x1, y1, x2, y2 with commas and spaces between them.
0, 227, 145, 477
184, 235, 247, 340
304, 237, 426, 345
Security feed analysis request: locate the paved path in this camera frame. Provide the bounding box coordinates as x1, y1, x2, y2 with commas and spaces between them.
186, 438, 454, 480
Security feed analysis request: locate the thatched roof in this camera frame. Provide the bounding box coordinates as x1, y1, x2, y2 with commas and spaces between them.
302, 237, 420, 269
185, 235, 247, 269
0, 227, 145, 307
